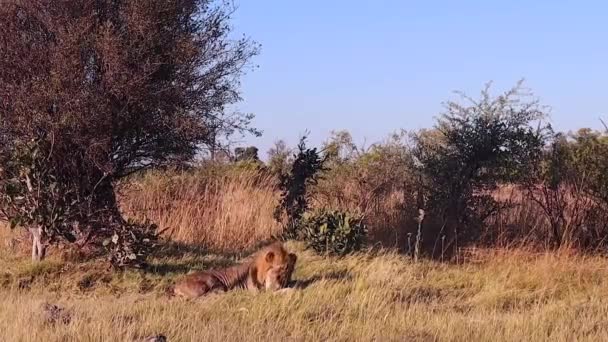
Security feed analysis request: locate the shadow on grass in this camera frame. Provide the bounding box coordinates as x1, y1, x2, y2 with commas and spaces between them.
292, 269, 353, 290
153, 240, 209, 259
147, 238, 295, 277
145, 241, 238, 276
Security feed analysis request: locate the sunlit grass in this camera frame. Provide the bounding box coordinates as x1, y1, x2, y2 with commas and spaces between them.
1, 238, 608, 341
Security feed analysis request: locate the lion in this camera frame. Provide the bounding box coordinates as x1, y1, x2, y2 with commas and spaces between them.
264, 251, 297, 290
172, 241, 297, 299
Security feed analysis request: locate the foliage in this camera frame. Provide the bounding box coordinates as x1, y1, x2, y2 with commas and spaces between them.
301, 208, 367, 256
0, 139, 79, 248
234, 146, 260, 163
317, 130, 415, 211
322, 130, 359, 167
0, 0, 258, 263
266, 140, 293, 177
413, 81, 551, 254
523, 129, 608, 248
567, 129, 608, 205
313, 131, 418, 247
103, 219, 161, 269
274, 136, 327, 239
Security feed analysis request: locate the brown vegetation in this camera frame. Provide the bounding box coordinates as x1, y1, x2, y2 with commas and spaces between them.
114, 162, 607, 254
119, 167, 281, 252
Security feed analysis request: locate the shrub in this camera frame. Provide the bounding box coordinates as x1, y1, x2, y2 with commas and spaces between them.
0, 138, 80, 261
413, 81, 550, 256
522, 129, 608, 248
266, 140, 293, 177
103, 219, 161, 269
301, 209, 367, 256
314, 130, 418, 248
274, 136, 327, 239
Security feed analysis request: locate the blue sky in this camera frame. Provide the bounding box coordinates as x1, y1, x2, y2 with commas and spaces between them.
231, 1, 608, 157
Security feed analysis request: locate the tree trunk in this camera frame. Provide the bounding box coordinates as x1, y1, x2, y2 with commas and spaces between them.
87, 176, 125, 241
92, 176, 123, 220
30, 226, 46, 262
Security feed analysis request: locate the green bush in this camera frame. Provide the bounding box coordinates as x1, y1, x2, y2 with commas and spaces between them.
413, 81, 550, 254
274, 136, 327, 240
103, 219, 161, 269
301, 209, 367, 256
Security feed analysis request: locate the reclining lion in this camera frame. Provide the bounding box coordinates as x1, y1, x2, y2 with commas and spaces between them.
173, 241, 297, 298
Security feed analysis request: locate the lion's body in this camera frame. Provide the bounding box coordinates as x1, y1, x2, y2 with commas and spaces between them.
173, 242, 297, 299
173, 263, 253, 298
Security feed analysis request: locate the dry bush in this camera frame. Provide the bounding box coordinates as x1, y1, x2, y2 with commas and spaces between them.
481, 186, 548, 248
118, 167, 281, 252
483, 185, 608, 250
116, 153, 420, 253
113, 163, 608, 255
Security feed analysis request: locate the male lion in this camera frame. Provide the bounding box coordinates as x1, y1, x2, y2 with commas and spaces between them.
173, 241, 297, 298
264, 251, 297, 290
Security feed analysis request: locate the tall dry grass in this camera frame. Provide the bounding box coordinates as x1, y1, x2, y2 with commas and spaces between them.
114, 163, 608, 254
117, 164, 420, 252
119, 167, 281, 251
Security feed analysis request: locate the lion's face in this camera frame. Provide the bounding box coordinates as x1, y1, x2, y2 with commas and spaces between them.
264, 265, 286, 290
263, 252, 297, 290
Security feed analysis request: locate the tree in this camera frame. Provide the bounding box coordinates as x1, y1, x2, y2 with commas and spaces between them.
0, 0, 259, 264
524, 129, 608, 248
322, 130, 358, 166
274, 136, 327, 239
206, 111, 261, 161
267, 140, 292, 176
234, 146, 260, 162
413, 81, 550, 257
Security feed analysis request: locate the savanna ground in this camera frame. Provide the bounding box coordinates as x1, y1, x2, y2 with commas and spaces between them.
2, 229, 608, 341
2, 169, 608, 341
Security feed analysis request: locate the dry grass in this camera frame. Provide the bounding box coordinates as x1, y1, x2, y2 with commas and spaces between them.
116, 167, 608, 252
119, 168, 281, 251
118, 165, 420, 251
1, 232, 608, 341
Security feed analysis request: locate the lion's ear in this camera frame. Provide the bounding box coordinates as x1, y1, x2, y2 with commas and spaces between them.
265, 251, 275, 263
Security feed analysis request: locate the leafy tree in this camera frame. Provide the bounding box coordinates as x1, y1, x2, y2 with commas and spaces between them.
234, 146, 260, 162
267, 140, 292, 177
413, 81, 550, 257
568, 129, 608, 205
0, 0, 259, 264
274, 136, 327, 239
322, 130, 358, 167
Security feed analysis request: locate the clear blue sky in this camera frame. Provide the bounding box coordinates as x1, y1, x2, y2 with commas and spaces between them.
231, 1, 608, 157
